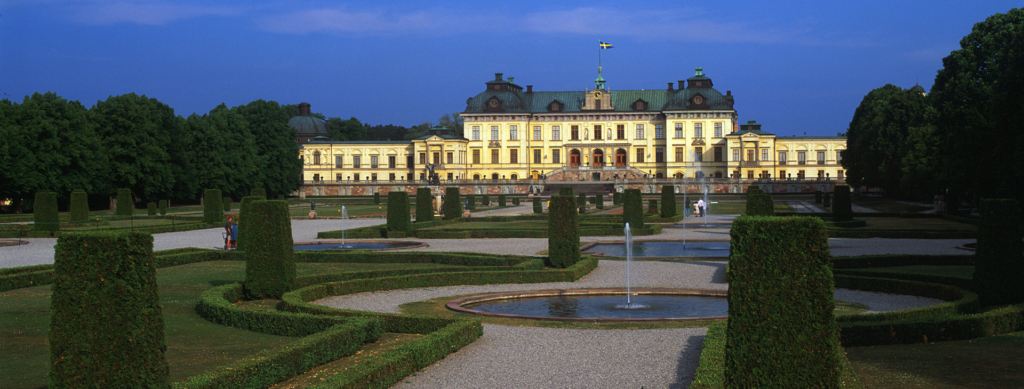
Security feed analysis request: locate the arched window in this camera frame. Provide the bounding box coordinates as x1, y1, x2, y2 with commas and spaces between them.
313, 151, 321, 165
674, 172, 683, 179
492, 173, 499, 180
510, 174, 518, 180
473, 174, 480, 180
714, 172, 723, 178
656, 172, 664, 178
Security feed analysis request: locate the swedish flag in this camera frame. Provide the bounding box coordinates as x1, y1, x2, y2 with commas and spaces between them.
600, 41, 613, 49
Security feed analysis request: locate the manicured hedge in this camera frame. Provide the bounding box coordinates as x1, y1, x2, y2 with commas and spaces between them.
386, 191, 411, 233
415, 188, 434, 222
203, 189, 223, 224
832, 186, 853, 222
250, 187, 266, 197
116, 188, 133, 216
973, 199, 1024, 306
595, 194, 604, 209
578, 193, 587, 214
823, 191, 832, 207
559, 187, 573, 196
373, 192, 381, 204
498, 194, 506, 207
726, 216, 841, 388
660, 185, 676, 217
832, 254, 975, 270
512, 197, 520, 206
622, 189, 644, 230
158, 199, 167, 215
244, 200, 295, 299
466, 194, 476, 210
482, 194, 490, 206
223, 197, 232, 212
648, 199, 658, 215
33, 191, 59, 232
147, 202, 158, 215
533, 197, 542, 214
50, 231, 169, 388
613, 191, 622, 205
815, 190, 823, 203
237, 195, 265, 253
548, 195, 580, 268
444, 187, 461, 220
745, 192, 774, 216
70, 190, 89, 222
838, 301, 1024, 347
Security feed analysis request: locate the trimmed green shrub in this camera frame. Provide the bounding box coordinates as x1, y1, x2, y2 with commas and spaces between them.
33, 191, 59, 232
613, 191, 622, 205
158, 200, 167, 215
147, 202, 157, 216
595, 194, 604, 209
559, 187, 573, 196
533, 197, 542, 214
278, 194, 286, 201
498, 194, 506, 207
444, 187, 462, 220
244, 200, 295, 299
747, 186, 763, 194
815, 190, 823, 203
622, 189, 644, 229
386, 191, 411, 233
648, 199, 658, 215
70, 190, 89, 222
578, 193, 587, 214
223, 197, 232, 212
512, 197, 520, 206
745, 192, 775, 216
237, 195, 266, 253
50, 231, 169, 388
823, 191, 832, 207
203, 189, 223, 224
466, 194, 476, 210
660, 185, 676, 217
415, 188, 434, 222
250, 186, 266, 197
482, 194, 490, 206
833, 186, 853, 222
974, 199, 1024, 306
726, 216, 840, 388
373, 192, 381, 204
548, 196, 580, 268
116, 188, 133, 216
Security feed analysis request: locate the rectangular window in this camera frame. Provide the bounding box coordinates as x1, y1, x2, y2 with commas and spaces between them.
533, 126, 541, 140
617, 125, 625, 139
388, 156, 396, 168
675, 123, 684, 138
636, 124, 645, 139
472, 149, 480, 164
747, 170, 754, 179
779, 170, 786, 179
762, 170, 769, 179
491, 149, 499, 164
817, 151, 825, 164
694, 123, 703, 138
406, 155, 413, 167
419, 173, 425, 181
552, 149, 561, 164
491, 126, 499, 140
472, 126, 480, 140
446, 152, 453, 164
762, 149, 769, 161
798, 170, 805, 179
655, 124, 664, 139
732, 150, 740, 162
533, 149, 541, 163
353, 173, 360, 182
594, 125, 602, 140
419, 153, 425, 165
370, 155, 378, 169
353, 155, 361, 168
676, 147, 685, 162
571, 125, 579, 140
447, 172, 453, 181
552, 126, 561, 140
636, 148, 645, 163
371, 173, 377, 182
798, 151, 806, 165
837, 151, 842, 163
818, 170, 825, 178
714, 123, 723, 138
510, 125, 518, 140
779, 151, 788, 164
694, 147, 703, 162
336, 173, 343, 181
656, 148, 664, 163
335, 156, 343, 168
510, 149, 518, 164
838, 170, 844, 179
432, 152, 440, 165
714, 147, 723, 162
389, 173, 395, 181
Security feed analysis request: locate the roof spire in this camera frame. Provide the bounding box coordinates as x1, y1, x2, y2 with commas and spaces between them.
695, 67, 704, 77
595, 66, 606, 90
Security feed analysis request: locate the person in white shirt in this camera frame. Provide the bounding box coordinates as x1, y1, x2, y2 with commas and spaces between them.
696, 199, 706, 217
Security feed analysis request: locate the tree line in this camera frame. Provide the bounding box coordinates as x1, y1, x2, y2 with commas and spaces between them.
0, 92, 302, 212
842, 8, 1024, 208
326, 112, 463, 142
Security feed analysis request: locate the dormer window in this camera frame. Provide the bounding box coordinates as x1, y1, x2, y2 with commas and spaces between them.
633, 99, 648, 111
548, 100, 563, 112
484, 97, 503, 112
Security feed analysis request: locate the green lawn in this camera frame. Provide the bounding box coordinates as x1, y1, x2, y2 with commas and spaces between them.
854, 218, 976, 230
702, 201, 792, 215
0, 260, 461, 388
847, 331, 1024, 388
852, 200, 932, 214
850, 266, 974, 280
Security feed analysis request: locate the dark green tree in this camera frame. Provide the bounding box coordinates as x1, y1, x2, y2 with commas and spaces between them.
444, 187, 462, 220
327, 116, 366, 141
623, 189, 644, 230
386, 191, 411, 233
660, 185, 676, 217
438, 112, 464, 135
415, 188, 434, 222
548, 195, 580, 268
231, 100, 302, 199
177, 104, 262, 200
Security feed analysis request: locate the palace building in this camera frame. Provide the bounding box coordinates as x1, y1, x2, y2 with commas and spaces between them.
297, 68, 846, 195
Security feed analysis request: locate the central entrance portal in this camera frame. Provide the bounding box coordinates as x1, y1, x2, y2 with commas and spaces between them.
615, 149, 627, 166
570, 149, 581, 167
593, 149, 604, 167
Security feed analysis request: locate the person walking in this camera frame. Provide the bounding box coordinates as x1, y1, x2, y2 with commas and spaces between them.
229, 222, 238, 250
685, 199, 691, 217
697, 199, 706, 217
224, 217, 234, 249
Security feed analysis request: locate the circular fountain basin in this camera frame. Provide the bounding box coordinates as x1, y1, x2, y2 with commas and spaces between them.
447, 289, 728, 322
293, 240, 424, 251
582, 241, 730, 258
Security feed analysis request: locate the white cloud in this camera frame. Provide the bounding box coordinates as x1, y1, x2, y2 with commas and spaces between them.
55, 1, 242, 26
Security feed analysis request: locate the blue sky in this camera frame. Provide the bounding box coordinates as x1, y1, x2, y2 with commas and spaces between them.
1, 1, 1019, 136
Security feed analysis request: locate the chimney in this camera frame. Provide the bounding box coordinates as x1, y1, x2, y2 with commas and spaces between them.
667, 82, 674, 91
508, 76, 514, 84
527, 85, 533, 93
726, 90, 732, 96
494, 73, 503, 81
298, 102, 311, 116
678, 80, 685, 89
